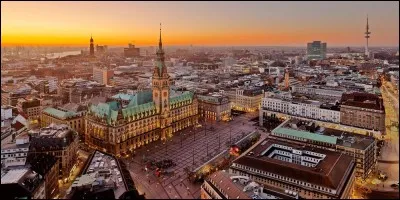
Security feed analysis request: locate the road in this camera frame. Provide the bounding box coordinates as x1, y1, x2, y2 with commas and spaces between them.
352, 78, 400, 199
58, 149, 90, 199
354, 79, 400, 199
122, 112, 259, 199
382, 80, 399, 118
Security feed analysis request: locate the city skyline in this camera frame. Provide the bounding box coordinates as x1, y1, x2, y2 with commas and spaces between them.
1, 1, 399, 47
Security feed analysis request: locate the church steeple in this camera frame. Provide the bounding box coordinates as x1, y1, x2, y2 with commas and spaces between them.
90, 34, 94, 56
159, 23, 162, 49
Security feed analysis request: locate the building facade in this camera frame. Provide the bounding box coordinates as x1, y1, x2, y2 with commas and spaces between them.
197, 94, 231, 121
1, 136, 30, 168
223, 87, 263, 112
93, 67, 114, 85
85, 26, 199, 156
124, 44, 140, 57
16, 98, 41, 124
29, 124, 79, 182
41, 107, 85, 138
27, 153, 60, 199
291, 85, 345, 98
260, 94, 341, 125
340, 92, 385, 131
307, 41, 327, 60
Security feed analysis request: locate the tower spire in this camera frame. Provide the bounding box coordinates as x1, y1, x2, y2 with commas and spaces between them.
364, 14, 371, 58
159, 23, 162, 49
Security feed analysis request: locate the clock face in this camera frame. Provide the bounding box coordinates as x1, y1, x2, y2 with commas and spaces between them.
163, 92, 168, 97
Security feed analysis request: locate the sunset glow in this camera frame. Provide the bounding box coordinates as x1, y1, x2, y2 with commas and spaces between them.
1, 1, 399, 46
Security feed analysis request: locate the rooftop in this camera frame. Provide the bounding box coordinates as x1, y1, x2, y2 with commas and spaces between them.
232, 139, 355, 190
274, 118, 375, 150
71, 150, 127, 198
42, 107, 79, 120
88, 89, 194, 125
29, 124, 77, 150
1, 168, 29, 184
341, 92, 384, 111
197, 94, 230, 105
206, 170, 298, 199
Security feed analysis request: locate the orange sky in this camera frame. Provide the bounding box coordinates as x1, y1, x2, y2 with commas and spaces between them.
1, 1, 399, 47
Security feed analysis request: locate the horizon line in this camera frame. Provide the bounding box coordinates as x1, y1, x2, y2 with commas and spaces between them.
1, 44, 399, 47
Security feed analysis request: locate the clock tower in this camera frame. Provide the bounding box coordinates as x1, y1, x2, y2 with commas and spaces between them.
152, 24, 171, 140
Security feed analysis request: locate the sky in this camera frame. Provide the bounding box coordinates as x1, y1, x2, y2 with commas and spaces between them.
1, 1, 399, 47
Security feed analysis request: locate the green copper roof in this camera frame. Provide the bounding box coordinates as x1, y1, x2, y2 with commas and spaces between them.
169, 91, 194, 108
89, 102, 120, 124
273, 127, 337, 145
128, 90, 153, 107
89, 89, 193, 125
43, 107, 78, 120
122, 101, 156, 119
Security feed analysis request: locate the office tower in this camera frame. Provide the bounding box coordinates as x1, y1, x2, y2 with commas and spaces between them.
307, 41, 327, 60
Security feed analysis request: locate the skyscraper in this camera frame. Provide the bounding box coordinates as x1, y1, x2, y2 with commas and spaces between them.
306, 41, 327, 60
365, 15, 371, 58
90, 35, 94, 56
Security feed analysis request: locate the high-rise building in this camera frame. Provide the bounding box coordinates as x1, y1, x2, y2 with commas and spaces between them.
90, 35, 94, 56
93, 67, 114, 85
307, 41, 327, 60
124, 43, 140, 57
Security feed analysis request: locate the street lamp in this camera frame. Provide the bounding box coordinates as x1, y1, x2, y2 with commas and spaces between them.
218, 130, 221, 150
192, 147, 195, 166
206, 135, 209, 157
180, 131, 182, 148
229, 125, 232, 145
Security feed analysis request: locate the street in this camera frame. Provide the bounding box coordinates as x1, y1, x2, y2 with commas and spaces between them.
353, 78, 399, 199
58, 149, 90, 199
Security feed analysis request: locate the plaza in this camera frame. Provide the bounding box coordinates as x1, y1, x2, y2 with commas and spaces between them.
122, 111, 259, 199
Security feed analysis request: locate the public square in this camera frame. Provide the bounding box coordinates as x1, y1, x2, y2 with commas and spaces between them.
121, 112, 259, 199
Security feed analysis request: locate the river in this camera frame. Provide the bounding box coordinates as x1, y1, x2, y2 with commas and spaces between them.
45, 50, 81, 59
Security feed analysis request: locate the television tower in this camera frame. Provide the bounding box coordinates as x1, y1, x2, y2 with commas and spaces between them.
364, 15, 371, 58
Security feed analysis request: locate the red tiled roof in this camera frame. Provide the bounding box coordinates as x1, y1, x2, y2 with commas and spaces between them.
207, 171, 251, 199
11, 121, 25, 132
